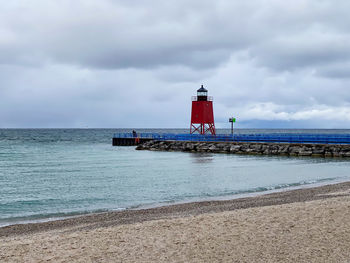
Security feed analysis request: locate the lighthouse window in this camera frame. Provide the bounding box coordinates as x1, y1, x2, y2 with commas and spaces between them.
197, 91, 207, 96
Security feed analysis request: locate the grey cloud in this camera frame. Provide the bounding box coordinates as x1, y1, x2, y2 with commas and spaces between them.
2, 0, 350, 128
316, 62, 350, 79
1, 0, 350, 73
251, 34, 350, 71
155, 66, 216, 83
0, 1, 266, 70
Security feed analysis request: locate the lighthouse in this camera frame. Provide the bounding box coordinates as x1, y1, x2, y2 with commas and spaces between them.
190, 85, 216, 135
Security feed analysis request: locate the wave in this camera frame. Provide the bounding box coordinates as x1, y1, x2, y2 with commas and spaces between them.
100, 177, 343, 211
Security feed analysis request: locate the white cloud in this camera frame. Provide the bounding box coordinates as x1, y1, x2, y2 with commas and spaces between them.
238, 103, 350, 121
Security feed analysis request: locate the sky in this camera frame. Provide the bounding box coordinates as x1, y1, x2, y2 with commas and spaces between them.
1, 0, 350, 129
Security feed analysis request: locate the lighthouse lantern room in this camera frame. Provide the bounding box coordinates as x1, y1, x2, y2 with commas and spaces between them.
190, 85, 216, 135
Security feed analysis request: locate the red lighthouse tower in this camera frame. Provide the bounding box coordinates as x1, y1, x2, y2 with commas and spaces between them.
190, 85, 216, 135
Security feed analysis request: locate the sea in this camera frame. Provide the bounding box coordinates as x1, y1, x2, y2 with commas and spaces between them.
1, 128, 350, 227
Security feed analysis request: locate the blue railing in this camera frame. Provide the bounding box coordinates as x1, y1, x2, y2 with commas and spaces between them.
113, 133, 350, 144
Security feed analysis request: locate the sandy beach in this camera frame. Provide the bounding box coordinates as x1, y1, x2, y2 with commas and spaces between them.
1, 182, 350, 262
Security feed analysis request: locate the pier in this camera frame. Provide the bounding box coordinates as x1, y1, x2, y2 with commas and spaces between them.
113, 132, 350, 146
113, 132, 350, 157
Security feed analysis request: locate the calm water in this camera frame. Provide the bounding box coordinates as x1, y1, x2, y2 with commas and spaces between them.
1, 129, 350, 226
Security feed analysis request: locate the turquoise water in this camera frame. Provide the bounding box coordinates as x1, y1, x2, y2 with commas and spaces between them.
1, 129, 350, 226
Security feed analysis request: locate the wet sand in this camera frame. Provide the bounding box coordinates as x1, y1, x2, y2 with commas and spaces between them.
1, 182, 350, 262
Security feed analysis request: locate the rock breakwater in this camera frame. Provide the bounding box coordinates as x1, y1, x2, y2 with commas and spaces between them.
135, 140, 350, 158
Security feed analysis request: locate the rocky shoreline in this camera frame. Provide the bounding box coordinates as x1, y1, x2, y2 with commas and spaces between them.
136, 140, 350, 157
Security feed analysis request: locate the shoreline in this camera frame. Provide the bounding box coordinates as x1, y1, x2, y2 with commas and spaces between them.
2, 180, 350, 237
1, 177, 348, 230
2, 181, 350, 262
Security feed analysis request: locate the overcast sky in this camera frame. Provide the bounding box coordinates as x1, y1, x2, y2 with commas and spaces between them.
1, 0, 350, 129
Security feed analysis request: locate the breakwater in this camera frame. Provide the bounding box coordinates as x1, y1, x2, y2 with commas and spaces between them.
113, 132, 350, 146
136, 140, 350, 157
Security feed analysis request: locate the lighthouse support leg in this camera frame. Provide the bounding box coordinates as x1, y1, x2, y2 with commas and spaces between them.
190, 123, 216, 135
